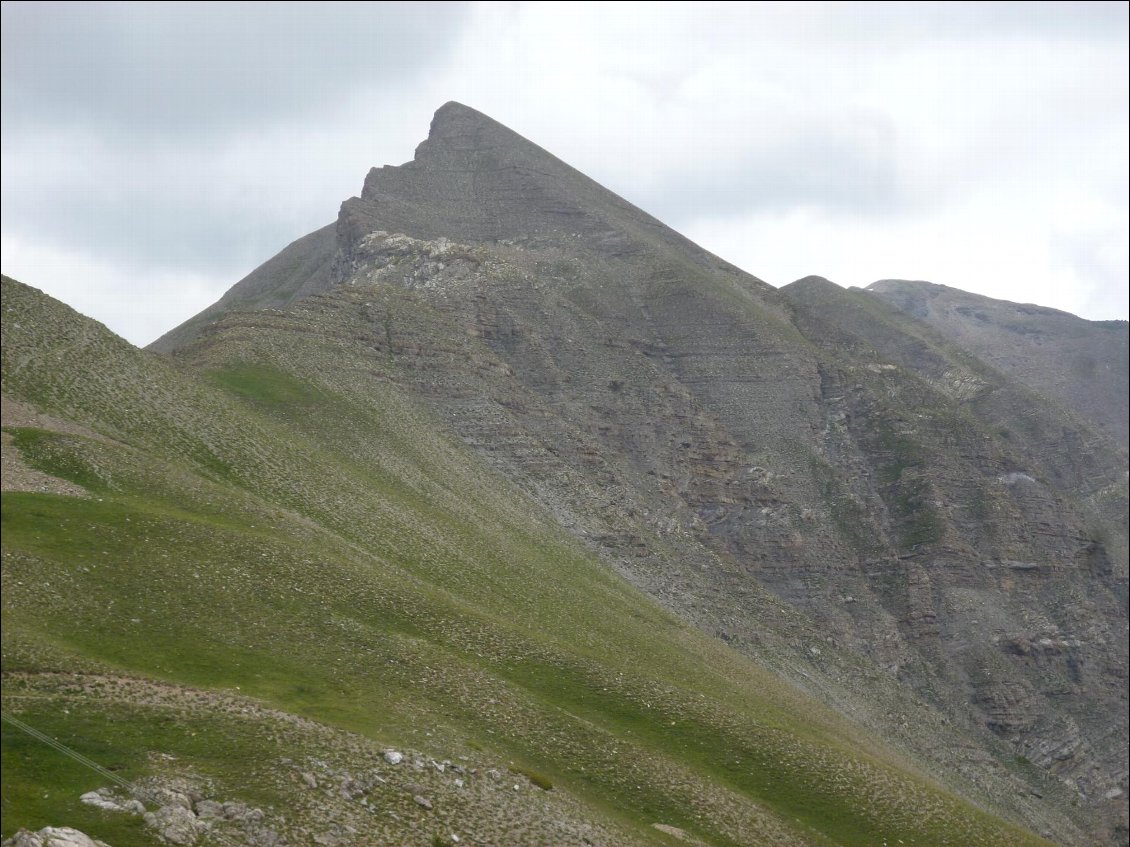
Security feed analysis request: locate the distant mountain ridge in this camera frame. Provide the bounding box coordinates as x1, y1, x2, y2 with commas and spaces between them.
866, 279, 1128, 444
4, 102, 1127, 846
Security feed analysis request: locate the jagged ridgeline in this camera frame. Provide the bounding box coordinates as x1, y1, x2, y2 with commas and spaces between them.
2, 102, 1126, 847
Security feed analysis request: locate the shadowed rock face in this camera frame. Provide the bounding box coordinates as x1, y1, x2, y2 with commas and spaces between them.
148, 103, 1128, 844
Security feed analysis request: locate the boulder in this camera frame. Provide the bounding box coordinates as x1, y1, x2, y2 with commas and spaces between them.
2, 828, 111, 847
144, 805, 207, 845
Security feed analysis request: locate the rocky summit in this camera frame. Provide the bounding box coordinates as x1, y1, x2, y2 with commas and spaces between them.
3, 102, 1127, 847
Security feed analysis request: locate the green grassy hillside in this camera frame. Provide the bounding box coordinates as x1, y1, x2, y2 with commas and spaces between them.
2, 276, 1053, 846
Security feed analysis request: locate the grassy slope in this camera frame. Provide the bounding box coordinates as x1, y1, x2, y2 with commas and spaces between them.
1, 276, 1051, 846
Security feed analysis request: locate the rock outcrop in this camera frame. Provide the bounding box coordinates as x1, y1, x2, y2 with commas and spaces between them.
2, 829, 109, 847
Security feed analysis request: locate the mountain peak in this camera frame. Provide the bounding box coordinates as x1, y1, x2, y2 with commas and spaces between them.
867, 276, 1128, 441
339, 100, 602, 246
400, 100, 549, 176
783, 274, 837, 290
339, 101, 737, 266
427, 100, 499, 138
154, 102, 773, 352
434, 99, 481, 119
779, 276, 847, 303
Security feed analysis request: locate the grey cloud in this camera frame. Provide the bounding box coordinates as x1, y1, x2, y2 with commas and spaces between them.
671, 1, 1127, 61
1, 124, 348, 280
1, 2, 468, 286
639, 114, 900, 223
786, 1, 1127, 43
2, 170, 311, 280
1051, 228, 1130, 319
1, 2, 470, 140
915, 1, 1127, 38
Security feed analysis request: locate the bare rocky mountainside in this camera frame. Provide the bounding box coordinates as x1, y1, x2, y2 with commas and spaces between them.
3, 102, 1127, 847
865, 279, 1128, 446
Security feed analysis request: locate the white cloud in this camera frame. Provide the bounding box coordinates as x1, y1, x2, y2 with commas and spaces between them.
682, 181, 1129, 320
2, 232, 220, 345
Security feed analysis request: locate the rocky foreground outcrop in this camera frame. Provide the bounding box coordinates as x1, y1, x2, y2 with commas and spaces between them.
2, 829, 109, 847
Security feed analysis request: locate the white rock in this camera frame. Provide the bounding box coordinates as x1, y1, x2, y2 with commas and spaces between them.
42, 830, 111, 847
1, 828, 112, 847
194, 799, 225, 820
383, 750, 403, 765
79, 791, 122, 812
143, 805, 206, 845
0, 830, 43, 847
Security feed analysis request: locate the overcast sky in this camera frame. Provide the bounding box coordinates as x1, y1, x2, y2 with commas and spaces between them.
3, 1, 1127, 346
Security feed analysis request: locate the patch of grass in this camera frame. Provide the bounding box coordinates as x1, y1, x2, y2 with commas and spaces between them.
0, 697, 291, 844
493, 656, 905, 845
206, 363, 326, 410
510, 765, 553, 791
809, 454, 883, 557
5, 428, 110, 492
873, 422, 944, 549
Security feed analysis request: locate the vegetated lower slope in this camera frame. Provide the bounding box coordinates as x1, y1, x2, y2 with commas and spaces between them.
866, 279, 1129, 446
1, 274, 1058, 847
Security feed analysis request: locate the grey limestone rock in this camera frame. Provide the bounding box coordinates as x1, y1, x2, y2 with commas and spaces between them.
143, 805, 207, 845
2, 829, 111, 847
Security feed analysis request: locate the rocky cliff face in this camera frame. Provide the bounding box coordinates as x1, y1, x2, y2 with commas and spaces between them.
149, 102, 1127, 844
